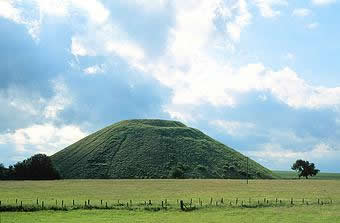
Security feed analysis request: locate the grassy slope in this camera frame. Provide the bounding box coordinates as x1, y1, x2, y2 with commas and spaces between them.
51, 119, 274, 179
0, 179, 339, 222
273, 171, 340, 180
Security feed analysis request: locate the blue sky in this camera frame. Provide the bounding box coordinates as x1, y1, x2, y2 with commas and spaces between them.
1, 0, 340, 172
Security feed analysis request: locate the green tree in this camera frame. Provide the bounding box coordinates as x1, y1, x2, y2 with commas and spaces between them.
14, 154, 60, 180
0, 163, 7, 179
291, 159, 319, 179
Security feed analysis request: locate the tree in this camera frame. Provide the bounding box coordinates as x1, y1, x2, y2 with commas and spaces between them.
291, 159, 319, 179
13, 154, 60, 180
169, 163, 189, 179
0, 163, 7, 179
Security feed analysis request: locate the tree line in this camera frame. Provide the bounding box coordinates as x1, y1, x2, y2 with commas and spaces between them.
0, 154, 60, 180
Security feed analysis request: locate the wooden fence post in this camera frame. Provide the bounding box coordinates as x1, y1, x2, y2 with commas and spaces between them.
180, 200, 184, 211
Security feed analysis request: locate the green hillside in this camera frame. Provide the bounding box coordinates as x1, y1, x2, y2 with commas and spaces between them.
51, 119, 275, 179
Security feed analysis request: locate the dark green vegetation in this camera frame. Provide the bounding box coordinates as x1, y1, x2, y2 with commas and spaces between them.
0, 179, 339, 222
291, 159, 319, 179
274, 171, 340, 180
0, 154, 59, 180
51, 119, 274, 179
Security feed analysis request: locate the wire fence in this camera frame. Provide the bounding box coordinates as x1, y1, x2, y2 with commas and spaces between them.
0, 197, 334, 212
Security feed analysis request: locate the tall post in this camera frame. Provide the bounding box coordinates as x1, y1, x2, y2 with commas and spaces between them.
246, 157, 249, 185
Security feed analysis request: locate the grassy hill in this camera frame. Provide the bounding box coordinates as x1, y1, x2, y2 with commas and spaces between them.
51, 119, 275, 179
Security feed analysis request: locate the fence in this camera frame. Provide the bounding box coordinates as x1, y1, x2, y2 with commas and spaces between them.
0, 197, 334, 212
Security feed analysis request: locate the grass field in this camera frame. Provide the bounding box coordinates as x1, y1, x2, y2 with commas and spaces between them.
273, 171, 340, 180
1, 179, 340, 222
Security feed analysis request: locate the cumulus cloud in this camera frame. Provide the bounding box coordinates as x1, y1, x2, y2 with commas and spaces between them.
0, 0, 40, 41
210, 120, 255, 137
0, 123, 87, 154
43, 79, 72, 120
226, 0, 252, 42
2, 0, 340, 171
35, 0, 70, 17
248, 143, 340, 170
67, 0, 340, 118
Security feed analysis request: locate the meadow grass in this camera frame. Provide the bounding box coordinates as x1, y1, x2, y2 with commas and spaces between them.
0, 179, 339, 222
273, 171, 340, 180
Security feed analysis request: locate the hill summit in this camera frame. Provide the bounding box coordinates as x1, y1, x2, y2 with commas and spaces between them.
51, 119, 275, 179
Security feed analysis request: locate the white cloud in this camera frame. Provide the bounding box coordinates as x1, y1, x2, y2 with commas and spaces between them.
71, 37, 96, 57
106, 38, 145, 65
227, 0, 252, 42
1, 86, 44, 116
211, 120, 255, 136
0, 123, 87, 154
312, 0, 336, 6
292, 8, 311, 17
0, 0, 40, 41
163, 104, 197, 123
0, 0, 22, 23
35, 0, 70, 17
58, 0, 340, 120
253, 0, 288, 18
0, 0, 110, 42
71, 0, 110, 24
307, 23, 319, 29
44, 79, 72, 119
248, 143, 340, 169
83, 64, 105, 75
0, 79, 71, 123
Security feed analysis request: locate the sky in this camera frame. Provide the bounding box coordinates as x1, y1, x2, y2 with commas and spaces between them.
1, 0, 340, 172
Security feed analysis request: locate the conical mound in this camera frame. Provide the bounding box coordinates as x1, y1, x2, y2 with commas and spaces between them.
51, 119, 275, 179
